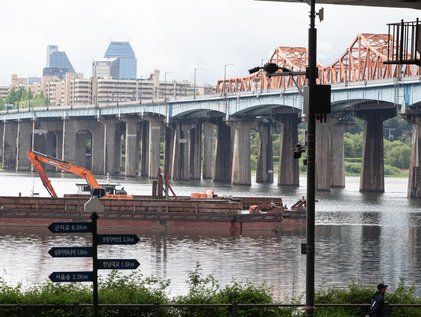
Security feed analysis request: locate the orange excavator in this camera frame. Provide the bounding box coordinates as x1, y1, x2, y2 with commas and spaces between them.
27, 150, 133, 199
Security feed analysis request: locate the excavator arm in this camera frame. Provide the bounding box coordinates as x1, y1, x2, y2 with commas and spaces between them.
27, 151, 58, 198
27, 150, 104, 198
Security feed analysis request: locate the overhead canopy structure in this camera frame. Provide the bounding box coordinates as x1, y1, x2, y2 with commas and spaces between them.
256, 0, 421, 10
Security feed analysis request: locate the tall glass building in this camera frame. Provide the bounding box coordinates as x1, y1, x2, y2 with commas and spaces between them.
46, 45, 74, 72
104, 42, 137, 79
44, 45, 75, 79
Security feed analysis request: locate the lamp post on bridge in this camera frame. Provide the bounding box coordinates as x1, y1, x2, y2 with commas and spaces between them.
193, 67, 203, 99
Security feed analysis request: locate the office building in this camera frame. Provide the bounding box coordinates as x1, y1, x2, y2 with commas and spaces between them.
104, 41, 137, 79
43, 45, 75, 79
92, 58, 120, 79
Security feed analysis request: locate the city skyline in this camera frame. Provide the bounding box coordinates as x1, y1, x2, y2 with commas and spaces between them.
0, 0, 419, 86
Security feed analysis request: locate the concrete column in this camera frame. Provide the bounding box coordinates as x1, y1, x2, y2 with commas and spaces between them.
170, 123, 182, 180
182, 125, 193, 180
278, 114, 299, 186
231, 121, 255, 185
114, 124, 123, 173
2, 122, 17, 170
75, 132, 89, 168
330, 122, 346, 188
202, 122, 215, 180
62, 120, 77, 164
103, 119, 117, 175
140, 122, 149, 177
124, 119, 139, 177
148, 120, 162, 178
408, 117, 421, 198
316, 121, 331, 191
256, 123, 274, 183
16, 121, 33, 171
56, 132, 63, 161
214, 122, 232, 182
189, 124, 202, 180
45, 132, 57, 172
164, 126, 173, 174
91, 121, 105, 175
356, 110, 395, 192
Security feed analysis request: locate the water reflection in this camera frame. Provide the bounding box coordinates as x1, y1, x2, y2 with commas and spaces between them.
0, 173, 421, 298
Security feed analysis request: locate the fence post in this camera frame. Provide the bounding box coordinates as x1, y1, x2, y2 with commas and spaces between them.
72, 302, 80, 317
230, 303, 238, 317
154, 303, 160, 317
385, 301, 389, 317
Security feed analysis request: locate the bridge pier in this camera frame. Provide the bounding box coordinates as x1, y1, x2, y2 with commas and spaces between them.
171, 123, 183, 180
214, 122, 232, 182
316, 120, 332, 191
231, 121, 256, 185
355, 110, 395, 192
16, 121, 32, 171
172, 123, 202, 180
62, 120, 77, 165
147, 119, 162, 179
90, 121, 105, 175
202, 122, 215, 180
278, 114, 299, 186
256, 123, 273, 183
407, 116, 421, 198
103, 119, 118, 175
330, 122, 346, 188
114, 123, 124, 174
140, 122, 149, 177
2, 122, 17, 170
76, 132, 90, 168
124, 119, 139, 177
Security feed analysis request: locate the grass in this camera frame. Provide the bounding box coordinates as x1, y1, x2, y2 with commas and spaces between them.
0, 265, 420, 316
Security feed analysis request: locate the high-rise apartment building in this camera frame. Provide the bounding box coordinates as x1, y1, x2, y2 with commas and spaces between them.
104, 42, 137, 79
43, 45, 75, 79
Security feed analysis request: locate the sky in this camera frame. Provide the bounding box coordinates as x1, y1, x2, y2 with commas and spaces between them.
0, 0, 419, 86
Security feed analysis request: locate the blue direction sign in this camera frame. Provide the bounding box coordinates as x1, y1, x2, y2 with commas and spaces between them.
49, 247, 93, 258
98, 259, 140, 270
97, 234, 139, 245
48, 222, 92, 233
49, 271, 93, 282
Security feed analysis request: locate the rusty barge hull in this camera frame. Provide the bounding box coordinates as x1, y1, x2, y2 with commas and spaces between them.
0, 196, 305, 233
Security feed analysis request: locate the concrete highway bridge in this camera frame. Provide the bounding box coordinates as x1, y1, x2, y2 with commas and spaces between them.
1, 33, 421, 197
1, 76, 421, 196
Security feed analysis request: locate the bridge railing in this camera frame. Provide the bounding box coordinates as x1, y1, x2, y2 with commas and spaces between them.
387, 19, 421, 66
0, 302, 420, 316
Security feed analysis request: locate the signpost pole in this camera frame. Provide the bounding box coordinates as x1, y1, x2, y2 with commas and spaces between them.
91, 212, 99, 317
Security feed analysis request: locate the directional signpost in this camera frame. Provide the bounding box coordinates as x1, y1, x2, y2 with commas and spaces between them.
49, 271, 93, 282
97, 234, 140, 245
48, 204, 140, 317
98, 259, 140, 270
49, 247, 93, 257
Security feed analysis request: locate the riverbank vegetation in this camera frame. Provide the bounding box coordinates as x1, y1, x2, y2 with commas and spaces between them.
0, 265, 420, 316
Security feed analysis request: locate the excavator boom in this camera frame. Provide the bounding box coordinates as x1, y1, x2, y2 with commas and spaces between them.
27, 150, 104, 198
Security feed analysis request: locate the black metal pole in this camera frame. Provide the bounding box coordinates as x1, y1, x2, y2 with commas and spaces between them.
306, 1, 317, 316
91, 212, 99, 317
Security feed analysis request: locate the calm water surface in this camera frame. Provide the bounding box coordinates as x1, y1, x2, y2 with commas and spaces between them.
1, 171, 421, 299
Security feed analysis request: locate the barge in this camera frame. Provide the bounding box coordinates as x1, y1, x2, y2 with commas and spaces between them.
0, 195, 306, 234
0, 151, 305, 234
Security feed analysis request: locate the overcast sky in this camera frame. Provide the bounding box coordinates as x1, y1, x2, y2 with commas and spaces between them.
1, 1, 419, 86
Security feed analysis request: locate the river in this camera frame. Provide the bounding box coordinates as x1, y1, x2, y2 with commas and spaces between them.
0, 172, 420, 299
